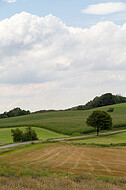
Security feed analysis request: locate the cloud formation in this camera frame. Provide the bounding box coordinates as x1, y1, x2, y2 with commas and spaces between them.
3, 0, 16, 3
82, 2, 126, 15
0, 12, 126, 111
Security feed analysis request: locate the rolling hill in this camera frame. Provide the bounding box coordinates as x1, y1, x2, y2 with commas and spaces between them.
0, 102, 126, 136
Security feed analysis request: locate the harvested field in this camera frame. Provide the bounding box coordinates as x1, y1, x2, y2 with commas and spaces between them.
1, 143, 126, 177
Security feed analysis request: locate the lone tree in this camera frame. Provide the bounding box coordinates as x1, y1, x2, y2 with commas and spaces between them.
86, 110, 112, 135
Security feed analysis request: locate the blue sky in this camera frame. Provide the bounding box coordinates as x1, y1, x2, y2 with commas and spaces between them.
0, 0, 126, 111
1, 0, 126, 28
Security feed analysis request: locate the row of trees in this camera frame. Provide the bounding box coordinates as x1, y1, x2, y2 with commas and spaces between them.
11, 127, 38, 142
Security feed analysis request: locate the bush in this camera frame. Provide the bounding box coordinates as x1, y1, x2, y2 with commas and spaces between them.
107, 108, 114, 112
11, 127, 38, 142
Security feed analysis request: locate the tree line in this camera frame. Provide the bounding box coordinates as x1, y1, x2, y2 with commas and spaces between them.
0, 107, 30, 119
76, 93, 126, 110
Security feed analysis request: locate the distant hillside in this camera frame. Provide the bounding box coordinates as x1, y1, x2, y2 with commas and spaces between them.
75, 93, 126, 110
1, 93, 126, 118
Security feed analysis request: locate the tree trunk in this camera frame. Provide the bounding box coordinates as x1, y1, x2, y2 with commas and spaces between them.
97, 127, 99, 136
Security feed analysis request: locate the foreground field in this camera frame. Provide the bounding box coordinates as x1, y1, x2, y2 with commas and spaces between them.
1, 175, 126, 190
1, 142, 126, 178
1, 142, 126, 189
0, 103, 126, 135
0, 127, 68, 144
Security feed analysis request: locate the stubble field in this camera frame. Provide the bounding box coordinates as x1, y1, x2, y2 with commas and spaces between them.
1, 142, 126, 178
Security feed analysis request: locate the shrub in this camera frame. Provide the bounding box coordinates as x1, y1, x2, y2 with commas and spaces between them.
107, 108, 114, 112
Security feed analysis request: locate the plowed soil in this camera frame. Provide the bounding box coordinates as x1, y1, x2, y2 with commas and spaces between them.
1, 143, 126, 177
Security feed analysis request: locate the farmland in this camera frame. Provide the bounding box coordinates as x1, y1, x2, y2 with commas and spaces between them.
0, 103, 126, 136
1, 138, 126, 177
0, 127, 68, 144
1, 103, 126, 189
72, 131, 126, 145
0, 142, 126, 189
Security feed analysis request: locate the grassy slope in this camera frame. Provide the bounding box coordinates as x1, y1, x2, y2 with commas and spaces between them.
0, 111, 93, 135
0, 103, 126, 135
0, 127, 68, 144
72, 131, 126, 145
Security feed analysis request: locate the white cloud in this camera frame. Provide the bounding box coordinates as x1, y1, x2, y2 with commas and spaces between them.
3, 0, 16, 2
82, 2, 126, 15
0, 12, 126, 111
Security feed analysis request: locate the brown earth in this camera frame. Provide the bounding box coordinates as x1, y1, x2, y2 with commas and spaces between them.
1, 143, 126, 177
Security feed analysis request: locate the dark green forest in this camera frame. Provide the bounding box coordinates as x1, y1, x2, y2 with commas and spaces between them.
0, 107, 30, 119
76, 93, 126, 110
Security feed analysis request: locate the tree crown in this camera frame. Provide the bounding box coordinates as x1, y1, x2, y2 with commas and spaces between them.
86, 110, 112, 131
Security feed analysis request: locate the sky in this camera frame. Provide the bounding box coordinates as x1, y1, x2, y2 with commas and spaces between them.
0, 0, 126, 112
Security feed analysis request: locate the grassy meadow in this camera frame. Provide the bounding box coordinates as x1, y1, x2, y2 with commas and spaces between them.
72, 131, 126, 145
0, 103, 126, 135
0, 127, 68, 144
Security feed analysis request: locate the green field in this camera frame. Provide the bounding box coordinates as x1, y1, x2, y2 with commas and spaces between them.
0, 103, 126, 135
73, 131, 126, 145
0, 127, 68, 144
